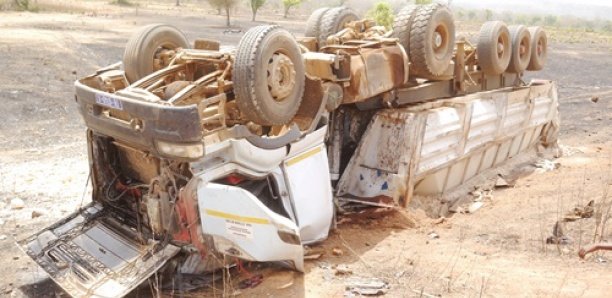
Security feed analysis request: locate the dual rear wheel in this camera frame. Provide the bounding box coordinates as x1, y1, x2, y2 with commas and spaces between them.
392, 3, 456, 79
477, 21, 547, 74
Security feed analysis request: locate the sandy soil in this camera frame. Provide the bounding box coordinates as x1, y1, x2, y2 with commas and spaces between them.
0, 2, 610, 297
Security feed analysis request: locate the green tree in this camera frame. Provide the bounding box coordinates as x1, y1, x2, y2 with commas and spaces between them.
282, 0, 302, 18
544, 15, 557, 26
603, 21, 612, 32
250, 0, 266, 21
485, 9, 492, 21
467, 10, 476, 20
367, 2, 394, 29
415, 0, 432, 4
530, 15, 542, 25
207, 0, 239, 26
455, 10, 464, 20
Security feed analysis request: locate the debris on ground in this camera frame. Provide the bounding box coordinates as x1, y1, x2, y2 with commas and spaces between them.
563, 200, 595, 222
590, 95, 599, 103
0, 235, 6, 241
546, 221, 572, 245
334, 264, 353, 276
162, 273, 223, 292
578, 242, 612, 259
238, 274, 264, 289
428, 231, 440, 239
495, 176, 513, 188
468, 201, 485, 214
304, 247, 325, 260
304, 252, 323, 261
433, 217, 446, 225
31, 209, 46, 218
345, 277, 389, 296
332, 248, 344, 256
10, 198, 25, 210
534, 159, 561, 173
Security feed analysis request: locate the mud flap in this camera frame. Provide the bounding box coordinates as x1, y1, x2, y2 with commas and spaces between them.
17, 203, 180, 298
197, 183, 304, 271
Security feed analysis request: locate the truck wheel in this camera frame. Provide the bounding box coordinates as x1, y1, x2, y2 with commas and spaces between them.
392, 4, 418, 52
409, 3, 455, 78
305, 7, 331, 38
507, 25, 531, 73
527, 26, 547, 71
477, 21, 511, 75
233, 26, 305, 126
123, 24, 189, 83
318, 7, 359, 46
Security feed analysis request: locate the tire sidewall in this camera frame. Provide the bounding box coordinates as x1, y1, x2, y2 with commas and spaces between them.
424, 7, 455, 74
252, 30, 305, 122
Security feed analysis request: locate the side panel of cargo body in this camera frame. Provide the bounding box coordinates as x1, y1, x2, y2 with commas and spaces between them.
336, 81, 559, 205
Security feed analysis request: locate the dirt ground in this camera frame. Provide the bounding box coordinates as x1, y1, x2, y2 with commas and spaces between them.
0, 2, 611, 297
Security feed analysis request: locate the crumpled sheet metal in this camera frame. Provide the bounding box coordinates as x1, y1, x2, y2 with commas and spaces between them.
337, 81, 559, 206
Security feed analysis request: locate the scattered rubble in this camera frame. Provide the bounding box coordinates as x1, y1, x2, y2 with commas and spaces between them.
31, 209, 46, 218
468, 201, 485, 214
578, 242, 612, 259
534, 159, 561, 173
334, 264, 352, 276
546, 221, 572, 245
428, 232, 440, 239
332, 248, 344, 256
563, 200, 594, 222
10, 198, 25, 210
238, 274, 264, 289
345, 277, 389, 296
495, 176, 513, 188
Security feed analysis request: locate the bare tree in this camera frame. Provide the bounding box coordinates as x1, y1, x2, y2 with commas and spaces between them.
207, 0, 239, 26
250, 0, 267, 21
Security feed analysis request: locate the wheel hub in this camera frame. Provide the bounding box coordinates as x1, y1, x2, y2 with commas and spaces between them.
267, 53, 296, 101
497, 39, 505, 57
434, 32, 443, 48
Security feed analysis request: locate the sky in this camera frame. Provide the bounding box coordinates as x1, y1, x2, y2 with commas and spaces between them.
451, 0, 612, 20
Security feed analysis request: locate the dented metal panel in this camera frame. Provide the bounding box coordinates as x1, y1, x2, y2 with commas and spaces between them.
18, 203, 180, 298
337, 81, 558, 203
343, 45, 408, 104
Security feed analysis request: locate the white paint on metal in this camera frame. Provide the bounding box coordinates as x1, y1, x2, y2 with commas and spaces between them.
338, 81, 559, 201
197, 183, 305, 271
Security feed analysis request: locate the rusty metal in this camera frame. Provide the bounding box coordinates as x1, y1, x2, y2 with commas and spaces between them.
578, 242, 612, 259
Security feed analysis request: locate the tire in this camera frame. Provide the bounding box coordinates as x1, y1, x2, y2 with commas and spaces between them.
305, 7, 331, 38
527, 26, 547, 71
233, 26, 305, 126
409, 3, 456, 78
318, 7, 359, 47
507, 25, 531, 73
123, 24, 189, 83
477, 21, 511, 75
392, 4, 419, 52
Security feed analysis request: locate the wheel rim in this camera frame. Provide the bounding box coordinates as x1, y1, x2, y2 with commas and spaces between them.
519, 35, 529, 58
267, 52, 296, 102
496, 34, 507, 59
433, 24, 449, 59
536, 38, 545, 57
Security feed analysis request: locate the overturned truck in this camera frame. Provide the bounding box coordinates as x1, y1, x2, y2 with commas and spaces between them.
19, 4, 558, 297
